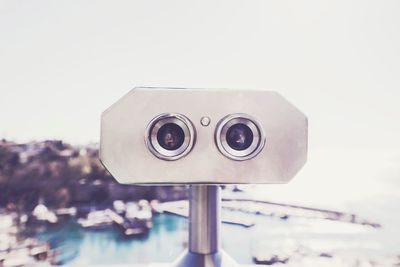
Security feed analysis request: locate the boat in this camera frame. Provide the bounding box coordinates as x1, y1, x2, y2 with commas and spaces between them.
253, 254, 290, 265
0, 240, 51, 267
30, 204, 59, 225
77, 210, 114, 230
30, 244, 51, 261
115, 201, 153, 237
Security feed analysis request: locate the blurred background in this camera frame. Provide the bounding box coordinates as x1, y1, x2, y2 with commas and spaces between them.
0, 0, 400, 266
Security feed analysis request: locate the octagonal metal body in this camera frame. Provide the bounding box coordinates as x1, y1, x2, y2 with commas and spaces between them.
100, 87, 307, 184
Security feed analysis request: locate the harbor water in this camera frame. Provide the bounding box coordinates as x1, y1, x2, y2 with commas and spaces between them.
36, 213, 257, 265
34, 200, 400, 266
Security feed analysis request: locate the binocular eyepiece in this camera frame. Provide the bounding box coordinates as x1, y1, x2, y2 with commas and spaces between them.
145, 113, 196, 161
145, 113, 265, 161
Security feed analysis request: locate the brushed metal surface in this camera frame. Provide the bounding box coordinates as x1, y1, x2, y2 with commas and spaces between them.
189, 185, 220, 254
100, 87, 308, 184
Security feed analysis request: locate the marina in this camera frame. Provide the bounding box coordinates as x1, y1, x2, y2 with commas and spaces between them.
1, 193, 397, 267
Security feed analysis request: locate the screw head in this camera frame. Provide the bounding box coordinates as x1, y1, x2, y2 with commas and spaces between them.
200, 116, 211, 127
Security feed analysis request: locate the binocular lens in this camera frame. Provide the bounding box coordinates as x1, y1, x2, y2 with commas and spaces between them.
215, 114, 265, 161
157, 123, 185, 151
146, 113, 196, 161
226, 123, 254, 151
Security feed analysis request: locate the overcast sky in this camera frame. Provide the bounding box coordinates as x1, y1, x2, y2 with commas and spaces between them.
0, 0, 399, 148
1, 1, 400, 208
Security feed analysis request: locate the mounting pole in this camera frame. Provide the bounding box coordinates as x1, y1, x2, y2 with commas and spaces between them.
189, 185, 220, 254
172, 185, 239, 267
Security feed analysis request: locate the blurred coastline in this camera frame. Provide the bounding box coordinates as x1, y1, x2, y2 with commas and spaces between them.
0, 139, 188, 211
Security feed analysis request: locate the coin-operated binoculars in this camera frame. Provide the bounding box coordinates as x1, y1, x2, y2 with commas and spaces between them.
100, 87, 308, 267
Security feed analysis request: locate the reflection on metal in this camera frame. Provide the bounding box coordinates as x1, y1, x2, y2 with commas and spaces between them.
145, 113, 196, 161
215, 113, 265, 161
172, 185, 240, 267
189, 185, 219, 254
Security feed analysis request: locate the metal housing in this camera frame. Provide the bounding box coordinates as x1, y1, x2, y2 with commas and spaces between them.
100, 87, 308, 184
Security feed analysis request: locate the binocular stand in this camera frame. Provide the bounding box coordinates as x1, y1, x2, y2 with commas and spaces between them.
172, 185, 240, 267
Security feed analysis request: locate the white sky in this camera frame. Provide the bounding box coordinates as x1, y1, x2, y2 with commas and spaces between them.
0, 1, 400, 209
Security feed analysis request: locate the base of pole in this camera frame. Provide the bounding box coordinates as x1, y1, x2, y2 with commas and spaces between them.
171, 249, 240, 267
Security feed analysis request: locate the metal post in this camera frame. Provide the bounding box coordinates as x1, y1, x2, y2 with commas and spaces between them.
189, 185, 220, 254
172, 185, 239, 267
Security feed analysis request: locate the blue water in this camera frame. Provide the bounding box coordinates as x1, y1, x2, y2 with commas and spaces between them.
36, 206, 394, 266
37, 213, 257, 265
